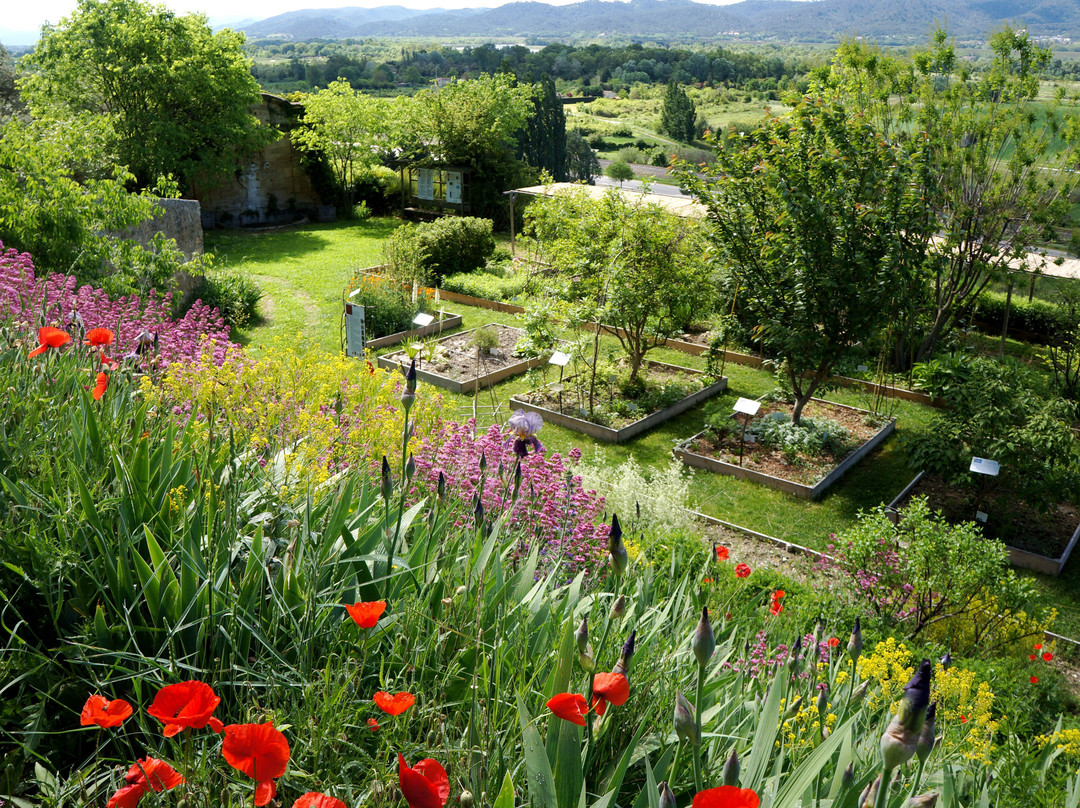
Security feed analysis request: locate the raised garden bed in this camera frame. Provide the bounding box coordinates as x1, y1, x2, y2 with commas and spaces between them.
365, 311, 463, 350
887, 471, 1080, 576
377, 324, 547, 394
674, 398, 896, 500
509, 361, 727, 444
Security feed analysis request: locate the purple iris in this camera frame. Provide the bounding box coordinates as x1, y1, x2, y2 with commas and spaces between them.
506, 409, 545, 458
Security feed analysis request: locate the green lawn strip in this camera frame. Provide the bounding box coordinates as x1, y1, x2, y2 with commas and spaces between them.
213, 221, 1080, 637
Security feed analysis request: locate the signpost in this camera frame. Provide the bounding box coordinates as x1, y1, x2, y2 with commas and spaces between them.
969, 456, 1000, 523
549, 351, 571, 412
733, 397, 761, 467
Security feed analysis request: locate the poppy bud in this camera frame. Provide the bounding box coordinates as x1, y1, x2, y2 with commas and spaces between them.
916, 701, 937, 764
858, 776, 880, 808
722, 749, 740, 786
576, 618, 589, 654
460, 792, 475, 808
406, 453, 416, 481
608, 514, 627, 576
841, 763, 854, 790
658, 782, 676, 808
847, 617, 863, 663
437, 471, 447, 501
610, 594, 626, 620
614, 631, 636, 676
692, 607, 715, 668
908, 793, 939, 807
381, 456, 393, 500
939, 652, 951, 671
427, 729, 438, 746
674, 691, 700, 747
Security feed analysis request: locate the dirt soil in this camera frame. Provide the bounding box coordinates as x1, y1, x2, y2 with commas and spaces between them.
897, 473, 1078, 557
390, 324, 527, 383
687, 399, 884, 485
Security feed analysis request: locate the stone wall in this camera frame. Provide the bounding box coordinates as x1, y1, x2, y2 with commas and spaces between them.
115, 197, 204, 299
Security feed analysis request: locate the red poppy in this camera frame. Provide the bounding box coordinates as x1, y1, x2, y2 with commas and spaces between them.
703, 578, 714, 584
769, 602, 783, 617
295, 794, 348, 808
1034, 643, 1043, 650
222, 722, 291, 807
86, 328, 114, 347
106, 757, 184, 808
692, 785, 761, 808
80, 694, 133, 728
1043, 652, 1054, 662
1030, 676, 1039, 684
367, 718, 380, 731
735, 563, 751, 579
771, 590, 785, 601
960, 715, 968, 724
398, 754, 450, 808
93, 371, 109, 401
724, 612, 732, 620
147, 681, 223, 737
374, 691, 415, 716
547, 692, 589, 726
592, 672, 630, 716
1029, 654, 1037, 661
715, 546, 730, 561
345, 600, 387, 628
827, 637, 840, 648
28, 327, 71, 358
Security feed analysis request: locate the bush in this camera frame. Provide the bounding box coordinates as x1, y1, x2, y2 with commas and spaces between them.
344, 273, 430, 338
440, 270, 533, 302
384, 217, 496, 285
969, 291, 1059, 343
187, 269, 262, 329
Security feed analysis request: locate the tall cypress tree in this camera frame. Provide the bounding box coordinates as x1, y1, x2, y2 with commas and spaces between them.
660, 80, 696, 144
518, 74, 567, 181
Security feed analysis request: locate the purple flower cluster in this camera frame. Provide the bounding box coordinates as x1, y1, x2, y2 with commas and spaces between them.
818, 535, 917, 623
0, 241, 233, 365
413, 419, 609, 579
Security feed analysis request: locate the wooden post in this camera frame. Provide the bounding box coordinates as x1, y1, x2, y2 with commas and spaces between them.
508, 192, 517, 256
1000, 273, 1014, 360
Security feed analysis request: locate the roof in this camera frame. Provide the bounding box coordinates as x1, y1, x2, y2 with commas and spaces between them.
508, 182, 707, 220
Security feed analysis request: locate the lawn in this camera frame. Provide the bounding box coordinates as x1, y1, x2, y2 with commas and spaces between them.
206, 217, 1080, 637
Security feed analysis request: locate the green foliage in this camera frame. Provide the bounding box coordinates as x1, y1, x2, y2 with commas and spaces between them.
675, 95, 929, 423
971, 290, 1060, 343
604, 159, 635, 185
752, 411, 853, 462
515, 296, 562, 357
518, 74, 567, 182
384, 216, 496, 286
345, 273, 421, 338
660, 80, 696, 143
908, 353, 1080, 511
20, 0, 274, 191
441, 270, 533, 302
186, 269, 262, 329
566, 130, 601, 184
1048, 286, 1080, 399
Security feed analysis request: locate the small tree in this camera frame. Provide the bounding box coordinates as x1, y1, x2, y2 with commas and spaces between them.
566, 131, 600, 184
674, 96, 929, 424
604, 159, 634, 187
660, 80, 695, 143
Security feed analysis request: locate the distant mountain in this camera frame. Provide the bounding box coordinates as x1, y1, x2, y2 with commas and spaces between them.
239, 0, 1080, 41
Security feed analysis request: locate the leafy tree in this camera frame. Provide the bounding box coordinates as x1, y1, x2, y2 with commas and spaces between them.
0, 43, 23, 124
20, 0, 275, 191
518, 74, 567, 181
605, 159, 635, 187
820, 30, 1080, 368
674, 96, 929, 424
526, 186, 710, 386
566, 131, 600, 184
292, 79, 388, 212
660, 80, 695, 143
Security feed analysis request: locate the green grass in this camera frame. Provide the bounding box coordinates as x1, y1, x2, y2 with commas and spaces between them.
207, 219, 1080, 637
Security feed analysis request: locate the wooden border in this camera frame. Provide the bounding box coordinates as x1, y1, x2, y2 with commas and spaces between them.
509, 362, 727, 444
365, 312, 463, 350
376, 325, 546, 394
673, 399, 896, 500
886, 471, 1080, 577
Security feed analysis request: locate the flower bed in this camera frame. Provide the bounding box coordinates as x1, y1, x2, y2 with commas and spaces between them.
510, 361, 727, 444
674, 398, 895, 499
376, 324, 547, 393
887, 471, 1080, 576
364, 310, 463, 350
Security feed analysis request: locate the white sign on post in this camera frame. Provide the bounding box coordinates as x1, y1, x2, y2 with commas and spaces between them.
417, 168, 435, 200
733, 397, 761, 416
549, 351, 572, 367
412, 312, 435, 327
969, 457, 1000, 476
857, 364, 869, 373
445, 171, 462, 204
976, 511, 989, 523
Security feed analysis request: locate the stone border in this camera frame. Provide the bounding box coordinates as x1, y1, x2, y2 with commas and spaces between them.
377, 325, 546, 394
509, 362, 727, 444
886, 471, 1080, 577
673, 399, 896, 500
365, 312, 463, 350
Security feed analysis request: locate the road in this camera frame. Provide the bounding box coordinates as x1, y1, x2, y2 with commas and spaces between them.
596, 158, 691, 198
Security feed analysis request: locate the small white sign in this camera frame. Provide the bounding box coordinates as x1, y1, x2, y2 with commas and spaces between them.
413, 312, 435, 327
446, 171, 462, 204
550, 383, 565, 394
745, 435, 757, 444
733, 397, 761, 416
857, 364, 869, 373
969, 457, 1000, 476
976, 511, 989, 523
417, 168, 435, 200
549, 351, 572, 367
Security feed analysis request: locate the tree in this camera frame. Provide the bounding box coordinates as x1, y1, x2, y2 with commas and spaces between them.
20, 0, 275, 191
0, 43, 24, 124
518, 74, 567, 181
292, 80, 388, 212
566, 131, 600, 184
604, 160, 635, 187
660, 80, 695, 143
674, 97, 929, 424
820, 30, 1080, 369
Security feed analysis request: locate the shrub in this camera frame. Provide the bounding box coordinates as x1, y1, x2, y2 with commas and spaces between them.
344, 272, 432, 338
440, 270, 533, 302
969, 290, 1059, 342
186, 269, 262, 329
383, 217, 496, 285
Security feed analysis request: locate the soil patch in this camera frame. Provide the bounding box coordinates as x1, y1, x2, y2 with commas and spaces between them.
408, 324, 526, 383
896, 473, 1079, 558
686, 399, 883, 486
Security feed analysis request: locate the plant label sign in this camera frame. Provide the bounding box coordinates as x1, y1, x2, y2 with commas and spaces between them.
969, 457, 1000, 476
413, 312, 435, 327
857, 364, 869, 373
549, 351, 572, 367
733, 397, 761, 416
976, 511, 989, 523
